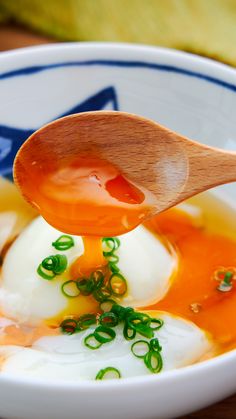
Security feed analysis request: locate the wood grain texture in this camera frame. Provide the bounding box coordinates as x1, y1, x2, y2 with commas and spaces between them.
1, 24, 236, 419
14, 111, 236, 217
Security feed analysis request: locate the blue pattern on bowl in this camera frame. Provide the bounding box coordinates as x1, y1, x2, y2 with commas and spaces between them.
0, 86, 118, 179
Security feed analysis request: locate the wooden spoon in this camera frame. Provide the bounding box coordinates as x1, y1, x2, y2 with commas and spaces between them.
13, 111, 236, 236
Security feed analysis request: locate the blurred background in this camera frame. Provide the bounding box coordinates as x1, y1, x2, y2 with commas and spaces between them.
0, 0, 236, 66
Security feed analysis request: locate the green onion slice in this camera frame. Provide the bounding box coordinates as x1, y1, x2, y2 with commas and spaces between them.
111, 304, 133, 321
95, 366, 121, 380
108, 262, 120, 273
111, 304, 126, 320
99, 299, 116, 312
127, 313, 153, 339
131, 340, 150, 358
60, 318, 78, 335
217, 271, 234, 292
52, 235, 74, 251
102, 237, 120, 256
149, 318, 164, 330
84, 333, 102, 350
61, 280, 80, 298
41, 257, 54, 271
149, 338, 162, 352
123, 322, 136, 340
134, 323, 154, 339
38, 254, 68, 279
37, 264, 56, 280
79, 313, 97, 329
109, 273, 127, 296
124, 307, 135, 317
94, 326, 116, 343
144, 350, 163, 373
76, 277, 95, 295
91, 270, 105, 289
224, 271, 233, 283
127, 313, 150, 326
99, 312, 119, 327
106, 254, 119, 264
93, 286, 112, 302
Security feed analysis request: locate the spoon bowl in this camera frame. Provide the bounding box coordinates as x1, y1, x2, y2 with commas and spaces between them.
14, 111, 236, 236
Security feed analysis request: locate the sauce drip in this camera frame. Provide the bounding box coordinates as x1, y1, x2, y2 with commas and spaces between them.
70, 236, 106, 279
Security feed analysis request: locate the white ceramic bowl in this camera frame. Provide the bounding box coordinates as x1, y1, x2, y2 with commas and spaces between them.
0, 43, 236, 419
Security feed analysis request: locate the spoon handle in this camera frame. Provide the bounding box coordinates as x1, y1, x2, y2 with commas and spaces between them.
178, 141, 236, 202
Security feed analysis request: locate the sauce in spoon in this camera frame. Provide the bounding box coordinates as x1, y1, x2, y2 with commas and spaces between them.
15, 153, 156, 277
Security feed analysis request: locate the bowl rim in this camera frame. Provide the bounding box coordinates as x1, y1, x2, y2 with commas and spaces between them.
1, 41, 236, 86
1, 41, 236, 390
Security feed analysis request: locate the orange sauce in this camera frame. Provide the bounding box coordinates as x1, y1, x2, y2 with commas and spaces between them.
0, 323, 59, 347
70, 236, 106, 279
9, 151, 236, 355
144, 208, 236, 349
21, 157, 155, 237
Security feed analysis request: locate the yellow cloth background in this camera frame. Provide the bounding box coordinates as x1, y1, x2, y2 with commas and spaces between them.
0, 0, 236, 66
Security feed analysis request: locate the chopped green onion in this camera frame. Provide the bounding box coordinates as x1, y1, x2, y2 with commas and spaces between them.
127, 312, 150, 326
60, 318, 78, 335
94, 326, 116, 343
43, 254, 67, 275
79, 313, 97, 329
37, 264, 56, 280
102, 237, 120, 256
99, 299, 116, 312
99, 312, 119, 327
76, 277, 95, 295
84, 333, 102, 350
131, 340, 150, 358
149, 338, 162, 352
124, 307, 135, 317
123, 322, 136, 340
108, 262, 120, 273
109, 273, 127, 296
93, 286, 112, 302
95, 366, 121, 380
149, 318, 164, 330
111, 305, 133, 321
144, 350, 163, 373
106, 254, 119, 264
111, 304, 126, 320
52, 235, 74, 251
224, 271, 233, 283
41, 257, 54, 271
127, 313, 154, 339
61, 280, 80, 298
134, 323, 154, 339
37, 254, 67, 279
217, 271, 234, 292
90, 270, 105, 289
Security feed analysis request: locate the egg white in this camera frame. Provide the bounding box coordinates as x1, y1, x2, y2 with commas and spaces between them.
0, 312, 213, 381
0, 216, 176, 324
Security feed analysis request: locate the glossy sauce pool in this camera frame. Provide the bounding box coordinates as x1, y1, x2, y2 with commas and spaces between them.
144, 192, 236, 352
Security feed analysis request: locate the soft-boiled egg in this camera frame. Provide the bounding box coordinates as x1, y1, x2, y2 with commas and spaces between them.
0, 216, 176, 324
0, 311, 213, 381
